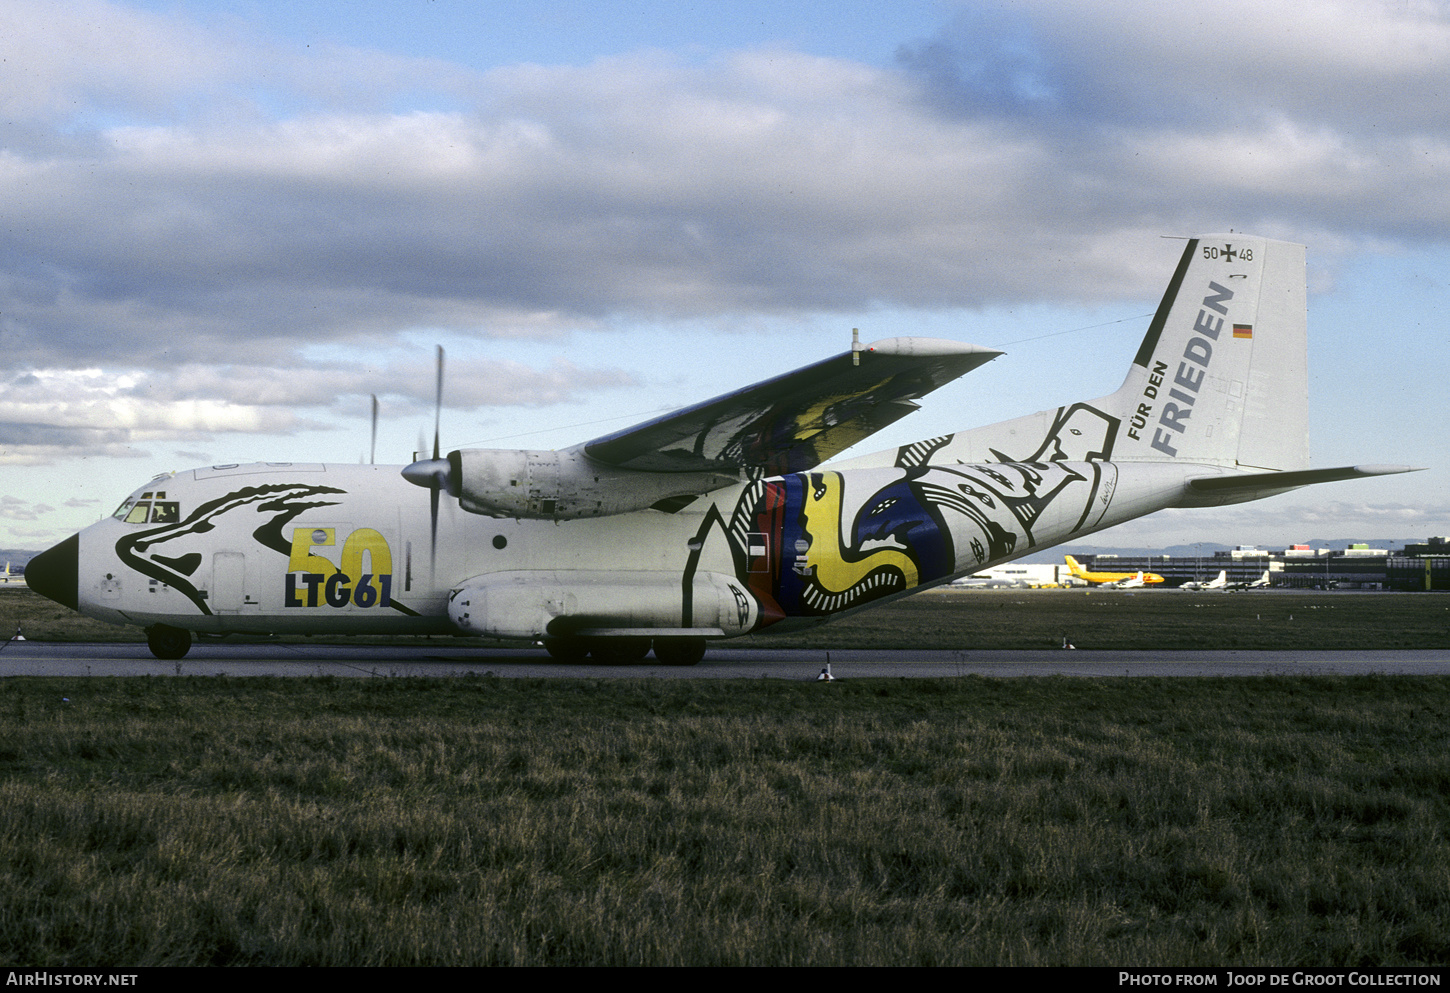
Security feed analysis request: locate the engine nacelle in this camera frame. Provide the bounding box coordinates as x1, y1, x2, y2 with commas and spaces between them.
446, 570, 758, 639
452, 448, 737, 520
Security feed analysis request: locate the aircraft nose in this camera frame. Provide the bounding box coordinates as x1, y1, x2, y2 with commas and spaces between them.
24, 534, 79, 611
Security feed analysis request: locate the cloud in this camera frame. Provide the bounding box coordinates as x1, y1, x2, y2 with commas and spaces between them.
0, 357, 636, 464
5, 526, 63, 542
1, 0, 1448, 471
0, 496, 42, 521
4, 1, 1447, 376
904, 1, 1450, 134
0, 367, 320, 465
1, 0, 473, 128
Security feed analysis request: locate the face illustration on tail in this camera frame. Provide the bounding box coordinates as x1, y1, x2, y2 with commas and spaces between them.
988, 403, 1119, 464
742, 456, 1109, 620
783, 472, 923, 615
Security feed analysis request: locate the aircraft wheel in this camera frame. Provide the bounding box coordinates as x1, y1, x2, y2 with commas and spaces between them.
146, 624, 192, 661
544, 638, 589, 662
588, 638, 651, 663
653, 637, 706, 666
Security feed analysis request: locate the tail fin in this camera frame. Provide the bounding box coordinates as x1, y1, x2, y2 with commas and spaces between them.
1101, 235, 1307, 469
1064, 555, 1087, 578
929, 235, 1309, 470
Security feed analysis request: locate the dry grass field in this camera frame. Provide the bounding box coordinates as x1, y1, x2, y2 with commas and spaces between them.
2, 587, 1448, 966
0, 675, 1447, 966
744, 587, 1450, 651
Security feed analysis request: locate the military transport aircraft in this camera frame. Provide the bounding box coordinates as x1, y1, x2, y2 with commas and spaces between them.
1225, 570, 1274, 591
1179, 570, 1228, 591
25, 235, 1417, 663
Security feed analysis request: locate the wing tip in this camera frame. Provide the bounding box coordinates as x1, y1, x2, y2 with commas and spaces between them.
864, 337, 1004, 360
1351, 464, 1424, 476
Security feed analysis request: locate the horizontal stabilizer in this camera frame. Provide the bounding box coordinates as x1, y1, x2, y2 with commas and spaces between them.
1188, 464, 1421, 494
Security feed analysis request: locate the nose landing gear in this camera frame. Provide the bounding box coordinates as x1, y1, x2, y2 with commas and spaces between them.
145, 624, 192, 661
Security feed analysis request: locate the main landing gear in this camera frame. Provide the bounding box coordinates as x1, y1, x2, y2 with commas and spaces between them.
141, 627, 706, 665
544, 636, 706, 666
145, 624, 193, 661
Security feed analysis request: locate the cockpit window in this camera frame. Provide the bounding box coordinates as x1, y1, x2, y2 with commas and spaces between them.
113, 491, 180, 525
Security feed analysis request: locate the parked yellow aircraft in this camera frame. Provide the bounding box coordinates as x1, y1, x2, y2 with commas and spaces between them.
1064, 555, 1165, 586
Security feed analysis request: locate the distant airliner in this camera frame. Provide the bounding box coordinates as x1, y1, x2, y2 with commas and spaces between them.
25, 234, 1416, 662
1064, 555, 1165, 586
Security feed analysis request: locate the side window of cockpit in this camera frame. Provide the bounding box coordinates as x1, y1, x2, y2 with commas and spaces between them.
114, 490, 180, 524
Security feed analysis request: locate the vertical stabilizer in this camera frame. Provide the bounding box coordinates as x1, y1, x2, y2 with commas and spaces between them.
862, 235, 1311, 472
1102, 235, 1308, 470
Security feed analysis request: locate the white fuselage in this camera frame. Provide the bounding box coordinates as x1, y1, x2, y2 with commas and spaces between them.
70, 457, 1211, 640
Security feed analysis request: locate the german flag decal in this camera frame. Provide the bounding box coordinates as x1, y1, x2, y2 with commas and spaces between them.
1233, 324, 1253, 339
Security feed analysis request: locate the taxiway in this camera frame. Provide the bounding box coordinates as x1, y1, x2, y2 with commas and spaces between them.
2, 641, 1448, 678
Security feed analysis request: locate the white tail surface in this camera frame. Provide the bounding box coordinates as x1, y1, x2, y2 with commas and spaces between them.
881, 235, 1310, 472
1103, 235, 1308, 470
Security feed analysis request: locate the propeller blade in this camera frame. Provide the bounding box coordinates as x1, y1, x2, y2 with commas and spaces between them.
430, 345, 445, 580
399, 345, 452, 585
370, 394, 378, 466
433, 345, 444, 462
429, 486, 440, 582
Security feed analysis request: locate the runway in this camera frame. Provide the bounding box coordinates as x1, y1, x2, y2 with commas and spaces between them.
3, 640, 1449, 678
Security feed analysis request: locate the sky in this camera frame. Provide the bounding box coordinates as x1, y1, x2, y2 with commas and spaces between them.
2, 0, 1448, 553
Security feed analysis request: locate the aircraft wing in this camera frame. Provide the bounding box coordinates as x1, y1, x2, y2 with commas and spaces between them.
577, 337, 1001, 475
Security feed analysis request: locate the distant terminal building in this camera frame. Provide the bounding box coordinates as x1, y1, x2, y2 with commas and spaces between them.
1278, 544, 1388, 589
1400, 536, 1450, 557
1387, 537, 1450, 592
1078, 538, 1450, 591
